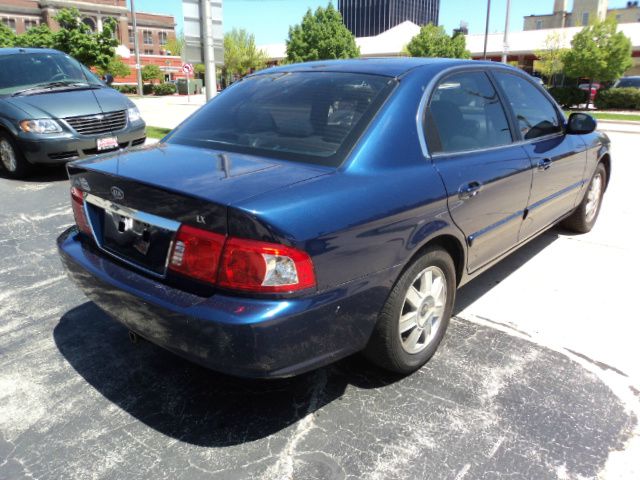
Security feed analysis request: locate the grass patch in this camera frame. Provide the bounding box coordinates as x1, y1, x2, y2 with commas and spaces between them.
146, 126, 172, 139
565, 111, 640, 122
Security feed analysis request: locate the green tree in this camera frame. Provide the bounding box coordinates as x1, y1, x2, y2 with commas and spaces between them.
52, 8, 119, 70
223, 28, 267, 77
14, 24, 55, 48
165, 33, 185, 57
141, 64, 163, 83
535, 32, 568, 86
286, 3, 359, 63
405, 24, 470, 59
563, 18, 632, 105
96, 56, 131, 79
0, 23, 16, 47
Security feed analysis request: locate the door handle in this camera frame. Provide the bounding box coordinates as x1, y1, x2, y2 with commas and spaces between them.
458, 181, 482, 200
537, 158, 552, 171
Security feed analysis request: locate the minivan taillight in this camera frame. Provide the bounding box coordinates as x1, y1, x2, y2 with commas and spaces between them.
218, 238, 316, 293
168, 225, 316, 293
168, 225, 225, 285
70, 187, 92, 236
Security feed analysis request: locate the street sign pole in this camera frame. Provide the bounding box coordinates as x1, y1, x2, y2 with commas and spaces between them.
130, 0, 144, 96
502, 0, 512, 64
200, 0, 218, 100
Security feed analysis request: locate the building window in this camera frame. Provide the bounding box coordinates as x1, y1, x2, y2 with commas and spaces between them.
144, 49, 154, 55
582, 12, 589, 25
536, 20, 543, 29
82, 17, 96, 32
616, 14, 622, 22
1, 18, 17, 33
24, 19, 38, 30
143, 30, 153, 45
128, 28, 134, 45
158, 31, 168, 45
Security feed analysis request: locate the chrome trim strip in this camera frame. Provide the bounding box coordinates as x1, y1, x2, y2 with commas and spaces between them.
84, 194, 181, 232
82, 193, 181, 279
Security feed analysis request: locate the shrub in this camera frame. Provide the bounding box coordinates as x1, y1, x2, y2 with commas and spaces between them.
152, 83, 177, 96
548, 86, 588, 108
142, 84, 154, 95
594, 87, 640, 110
114, 84, 137, 94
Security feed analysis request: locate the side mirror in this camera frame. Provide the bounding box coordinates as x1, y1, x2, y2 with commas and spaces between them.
566, 112, 597, 135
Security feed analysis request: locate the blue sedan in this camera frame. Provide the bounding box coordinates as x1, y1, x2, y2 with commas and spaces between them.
58, 58, 610, 378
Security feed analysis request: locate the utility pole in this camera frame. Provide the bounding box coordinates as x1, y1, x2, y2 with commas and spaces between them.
501, 0, 511, 63
200, 0, 217, 101
130, 0, 144, 96
483, 0, 491, 60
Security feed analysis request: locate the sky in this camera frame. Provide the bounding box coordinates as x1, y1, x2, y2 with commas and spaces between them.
132, 0, 633, 45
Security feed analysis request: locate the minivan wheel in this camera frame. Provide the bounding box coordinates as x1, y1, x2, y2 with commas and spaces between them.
0, 132, 31, 179
363, 247, 456, 375
562, 163, 607, 234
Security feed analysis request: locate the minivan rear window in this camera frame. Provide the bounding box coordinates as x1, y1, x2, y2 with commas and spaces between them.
167, 72, 396, 167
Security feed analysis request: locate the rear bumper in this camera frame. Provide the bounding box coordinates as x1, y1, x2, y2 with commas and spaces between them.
57, 227, 395, 378
17, 124, 146, 165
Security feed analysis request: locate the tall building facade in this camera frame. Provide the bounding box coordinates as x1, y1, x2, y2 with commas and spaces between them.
338, 0, 440, 37
524, 0, 640, 30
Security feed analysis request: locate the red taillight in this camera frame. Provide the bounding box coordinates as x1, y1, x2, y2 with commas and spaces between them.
70, 187, 92, 236
218, 237, 316, 293
168, 225, 225, 285
168, 225, 316, 293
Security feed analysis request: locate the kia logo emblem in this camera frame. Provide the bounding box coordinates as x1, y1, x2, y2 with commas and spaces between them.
110, 186, 124, 201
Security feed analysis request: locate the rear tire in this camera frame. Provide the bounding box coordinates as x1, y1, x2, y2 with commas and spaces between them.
363, 247, 456, 375
0, 131, 32, 179
562, 163, 606, 234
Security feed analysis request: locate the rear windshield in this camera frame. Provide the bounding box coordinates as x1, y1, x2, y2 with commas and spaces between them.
616, 77, 640, 88
0, 52, 102, 95
167, 72, 396, 167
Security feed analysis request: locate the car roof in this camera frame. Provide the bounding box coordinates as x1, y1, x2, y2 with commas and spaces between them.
256, 57, 500, 78
0, 47, 64, 56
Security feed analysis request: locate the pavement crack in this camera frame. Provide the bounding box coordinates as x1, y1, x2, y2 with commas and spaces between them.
266, 369, 328, 480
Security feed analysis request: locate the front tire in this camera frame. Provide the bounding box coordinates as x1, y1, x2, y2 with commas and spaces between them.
363, 247, 456, 375
0, 131, 32, 179
562, 163, 606, 234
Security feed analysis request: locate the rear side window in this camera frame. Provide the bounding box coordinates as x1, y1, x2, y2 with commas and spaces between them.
168, 72, 395, 167
493, 72, 562, 140
427, 71, 512, 155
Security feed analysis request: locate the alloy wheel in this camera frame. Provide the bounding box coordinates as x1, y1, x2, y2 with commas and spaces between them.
0, 139, 17, 173
585, 173, 603, 223
398, 266, 447, 354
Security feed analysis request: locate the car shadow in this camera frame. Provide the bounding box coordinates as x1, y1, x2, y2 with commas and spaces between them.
455, 229, 560, 314
54, 228, 563, 449
0, 165, 68, 182
53, 302, 404, 448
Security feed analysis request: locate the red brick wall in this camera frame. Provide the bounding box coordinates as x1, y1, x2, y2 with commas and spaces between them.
116, 55, 188, 84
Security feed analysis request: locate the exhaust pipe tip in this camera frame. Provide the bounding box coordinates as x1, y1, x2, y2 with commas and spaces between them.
128, 330, 139, 344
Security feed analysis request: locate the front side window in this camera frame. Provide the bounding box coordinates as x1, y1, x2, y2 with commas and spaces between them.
143, 30, 153, 45
427, 71, 512, 154
159, 31, 168, 45
494, 72, 562, 140
168, 72, 395, 167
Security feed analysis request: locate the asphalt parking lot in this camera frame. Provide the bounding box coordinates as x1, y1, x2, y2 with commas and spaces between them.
1, 129, 639, 479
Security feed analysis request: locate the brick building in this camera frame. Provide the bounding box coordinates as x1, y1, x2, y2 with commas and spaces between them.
0, 0, 184, 82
